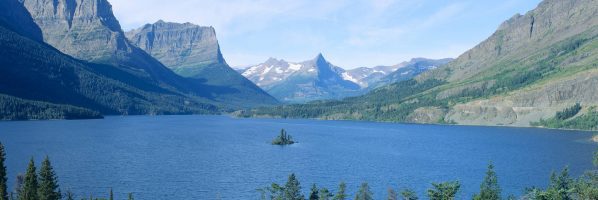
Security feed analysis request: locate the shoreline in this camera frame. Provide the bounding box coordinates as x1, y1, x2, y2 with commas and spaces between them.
2, 113, 597, 135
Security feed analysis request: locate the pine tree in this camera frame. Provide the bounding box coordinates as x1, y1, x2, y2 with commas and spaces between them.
387, 188, 397, 200
355, 182, 373, 200
0, 142, 7, 200
548, 167, 573, 200
127, 193, 134, 200
333, 182, 347, 200
319, 188, 333, 200
284, 174, 304, 200
400, 189, 418, 200
473, 163, 501, 200
65, 190, 74, 200
19, 158, 38, 200
426, 181, 460, 200
14, 174, 24, 199
309, 184, 319, 200
38, 156, 61, 200
109, 188, 113, 200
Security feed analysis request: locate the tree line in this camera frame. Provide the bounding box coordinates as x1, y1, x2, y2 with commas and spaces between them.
259, 154, 598, 200
0, 142, 133, 200
531, 105, 598, 131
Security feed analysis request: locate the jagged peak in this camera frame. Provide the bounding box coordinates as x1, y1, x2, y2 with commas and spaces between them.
315, 53, 326, 60
265, 57, 281, 63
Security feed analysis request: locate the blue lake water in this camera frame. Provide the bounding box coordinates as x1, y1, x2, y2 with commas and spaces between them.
0, 115, 596, 199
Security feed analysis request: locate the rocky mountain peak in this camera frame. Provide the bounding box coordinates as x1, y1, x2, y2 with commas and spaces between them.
126, 21, 225, 76
22, 0, 132, 63
314, 53, 327, 64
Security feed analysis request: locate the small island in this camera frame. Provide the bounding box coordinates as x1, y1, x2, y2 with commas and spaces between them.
272, 129, 295, 145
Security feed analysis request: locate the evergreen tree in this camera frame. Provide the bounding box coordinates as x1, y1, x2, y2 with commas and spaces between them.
19, 158, 38, 200
319, 188, 333, 200
548, 167, 573, 200
400, 189, 418, 200
355, 182, 373, 200
38, 156, 61, 200
333, 182, 347, 200
284, 174, 304, 200
309, 184, 319, 200
0, 142, 7, 200
473, 163, 501, 200
267, 183, 284, 200
387, 188, 397, 200
65, 190, 74, 200
426, 181, 460, 200
109, 188, 113, 200
14, 174, 24, 199
127, 193, 133, 200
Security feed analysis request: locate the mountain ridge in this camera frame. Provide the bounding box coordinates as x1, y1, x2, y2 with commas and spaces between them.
242, 55, 451, 102
240, 0, 598, 130
20, 0, 278, 108
125, 20, 279, 106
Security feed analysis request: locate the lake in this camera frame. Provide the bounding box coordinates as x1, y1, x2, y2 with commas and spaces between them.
0, 115, 595, 199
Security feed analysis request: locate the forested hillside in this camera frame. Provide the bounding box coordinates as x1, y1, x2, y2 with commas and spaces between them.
239, 0, 598, 130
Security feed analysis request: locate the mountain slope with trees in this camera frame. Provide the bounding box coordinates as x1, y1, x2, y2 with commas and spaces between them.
240, 0, 598, 130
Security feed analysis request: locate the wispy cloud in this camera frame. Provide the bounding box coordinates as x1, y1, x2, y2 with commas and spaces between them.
109, 0, 542, 68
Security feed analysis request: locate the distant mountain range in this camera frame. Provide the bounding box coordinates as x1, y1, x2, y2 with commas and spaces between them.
241, 55, 451, 102
240, 0, 598, 130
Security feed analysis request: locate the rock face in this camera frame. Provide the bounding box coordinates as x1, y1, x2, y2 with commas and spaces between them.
23, 0, 127, 63
21, 0, 188, 87
0, 1, 219, 118
21, 0, 278, 107
126, 21, 279, 106
242, 54, 361, 102
126, 21, 224, 76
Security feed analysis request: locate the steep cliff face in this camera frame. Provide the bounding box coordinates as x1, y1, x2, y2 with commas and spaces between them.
126, 21, 279, 106
21, 0, 192, 91
0, 21, 218, 117
126, 21, 225, 76
21, 0, 277, 107
22, 0, 127, 63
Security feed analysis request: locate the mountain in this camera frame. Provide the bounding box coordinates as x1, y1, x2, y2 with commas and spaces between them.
369, 58, 453, 89
0, 2, 219, 120
125, 20, 277, 106
341, 65, 400, 88
242, 54, 361, 102
242, 55, 449, 102
20, 0, 277, 107
125, 20, 224, 76
241, 0, 598, 130
343, 58, 453, 89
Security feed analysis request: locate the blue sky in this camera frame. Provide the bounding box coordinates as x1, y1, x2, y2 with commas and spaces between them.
110, 0, 541, 69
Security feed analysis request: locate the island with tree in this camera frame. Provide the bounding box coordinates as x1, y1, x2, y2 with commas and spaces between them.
272, 129, 295, 145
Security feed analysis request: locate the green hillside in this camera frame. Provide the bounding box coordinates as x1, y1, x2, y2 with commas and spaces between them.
239, 0, 598, 130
